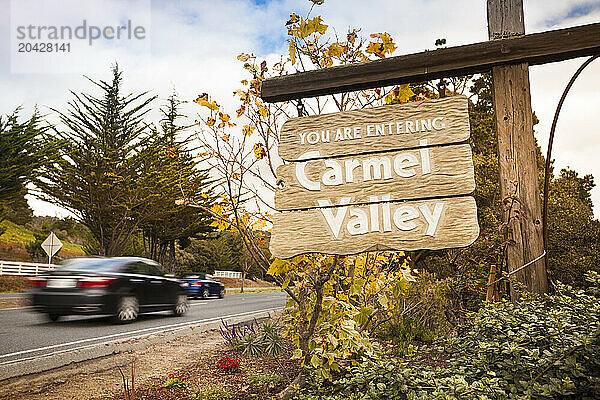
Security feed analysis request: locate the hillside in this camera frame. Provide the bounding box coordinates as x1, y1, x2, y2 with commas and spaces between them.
0, 220, 86, 262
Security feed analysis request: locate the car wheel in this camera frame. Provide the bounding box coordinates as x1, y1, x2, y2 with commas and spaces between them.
173, 294, 188, 317
218, 287, 225, 298
47, 313, 61, 322
114, 296, 139, 323
201, 288, 210, 299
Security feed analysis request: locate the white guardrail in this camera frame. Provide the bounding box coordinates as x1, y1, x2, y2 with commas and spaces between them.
213, 270, 242, 279
0, 261, 56, 276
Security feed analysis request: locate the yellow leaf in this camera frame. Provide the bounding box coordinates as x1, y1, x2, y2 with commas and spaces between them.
253, 143, 266, 159
193, 93, 208, 103
268, 259, 287, 276
327, 42, 345, 58
219, 112, 230, 123
196, 98, 220, 111
308, 16, 328, 35
242, 125, 254, 136
252, 218, 267, 230
236, 106, 246, 118
385, 84, 415, 104
289, 41, 296, 65
256, 102, 269, 118
365, 41, 384, 58
206, 117, 216, 127
347, 30, 358, 44
237, 53, 251, 62
365, 32, 396, 58
222, 134, 230, 142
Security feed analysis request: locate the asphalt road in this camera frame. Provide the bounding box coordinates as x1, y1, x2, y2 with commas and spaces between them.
0, 292, 286, 365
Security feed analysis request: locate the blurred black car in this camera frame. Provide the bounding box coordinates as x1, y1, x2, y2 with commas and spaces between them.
29, 257, 189, 323
180, 273, 225, 299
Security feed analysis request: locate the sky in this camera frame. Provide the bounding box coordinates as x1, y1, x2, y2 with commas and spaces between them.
1, 0, 599, 217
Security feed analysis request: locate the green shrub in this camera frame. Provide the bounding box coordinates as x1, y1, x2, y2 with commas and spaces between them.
297, 272, 600, 400
374, 317, 435, 355
220, 318, 285, 356
162, 374, 187, 389
248, 371, 284, 393
190, 383, 230, 400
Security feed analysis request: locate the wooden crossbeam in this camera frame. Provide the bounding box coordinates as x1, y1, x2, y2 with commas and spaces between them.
261, 22, 600, 102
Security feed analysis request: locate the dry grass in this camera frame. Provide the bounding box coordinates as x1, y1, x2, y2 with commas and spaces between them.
0, 276, 28, 293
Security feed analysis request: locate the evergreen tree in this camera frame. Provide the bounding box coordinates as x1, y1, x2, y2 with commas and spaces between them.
37, 65, 157, 256
547, 168, 600, 285
140, 93, 214, 271
0, 108, 49, 223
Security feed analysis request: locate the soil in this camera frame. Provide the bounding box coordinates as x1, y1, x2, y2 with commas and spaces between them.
0, 328, 299, 400
0, 329, 224, 400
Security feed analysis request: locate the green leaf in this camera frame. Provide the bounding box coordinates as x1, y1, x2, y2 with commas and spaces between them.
310, 354, 320, 368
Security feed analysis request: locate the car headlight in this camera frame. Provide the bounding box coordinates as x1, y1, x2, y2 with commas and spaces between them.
180, 282, 189, 288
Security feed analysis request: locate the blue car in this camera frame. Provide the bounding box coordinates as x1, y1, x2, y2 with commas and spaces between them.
181, 273, 225, 299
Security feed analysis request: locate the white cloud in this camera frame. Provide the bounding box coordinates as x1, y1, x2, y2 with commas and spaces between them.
1, 0, 599, 216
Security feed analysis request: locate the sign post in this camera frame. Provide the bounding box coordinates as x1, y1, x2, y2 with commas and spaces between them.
41, 232, 63, 265
487, 0, 547, 295
260, 0, 600, 294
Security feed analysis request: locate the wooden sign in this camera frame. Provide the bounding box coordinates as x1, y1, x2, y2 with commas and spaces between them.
271, 96, 478, 259
270, 196, 479, 259
278, 95, 470, 161
275, 143, 475, 211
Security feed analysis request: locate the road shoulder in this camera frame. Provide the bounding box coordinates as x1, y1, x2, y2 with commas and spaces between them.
0, 328, 225, 400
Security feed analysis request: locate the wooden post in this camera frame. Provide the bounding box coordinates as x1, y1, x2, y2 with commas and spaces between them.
488, 0, 548, 296
486, 265, 497, 302
241, 261, 246, 294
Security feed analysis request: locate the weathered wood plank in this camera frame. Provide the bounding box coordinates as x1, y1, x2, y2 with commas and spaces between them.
487, 0, 524, 39
489, 0, 548, 295
279, 96, 469, 161
270, 196, 479, 259
275, 144, 475, 211
261, 22, 600, 102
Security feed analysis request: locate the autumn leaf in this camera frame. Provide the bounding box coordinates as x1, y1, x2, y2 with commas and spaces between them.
366, 32, 396, 58
289, 41, 296, 65
347, 29, 358, 44
365, 41, 384, 58
256, 102, 269, 118
242, 124, 254, 136
219, 112, 230, 123
193, 93, 208, 103
253, 143, 267, 159
294, 16, 328, 39
308, 16, 328, 35
252, 218, 267, 230
384, 84, 415, 104
206, 117, 216, 127
327, 42, 345, 58
196, 98, 220, 110
286, 13, 300, 26
236, 106, 246, 118
237, 53, 251, 62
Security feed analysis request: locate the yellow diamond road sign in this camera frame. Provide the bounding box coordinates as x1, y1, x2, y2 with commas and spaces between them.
41, 232, 62, 258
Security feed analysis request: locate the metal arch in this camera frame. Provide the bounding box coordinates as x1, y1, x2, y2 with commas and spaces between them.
542, 54, 600, 275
